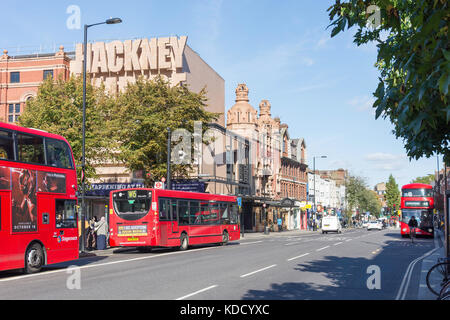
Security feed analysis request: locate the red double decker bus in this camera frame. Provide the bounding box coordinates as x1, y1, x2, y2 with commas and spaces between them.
109, 188, 240, 250
0, 123, 78, 273
400, 183, 434, 238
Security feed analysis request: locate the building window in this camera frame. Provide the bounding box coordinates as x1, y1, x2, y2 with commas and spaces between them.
43, 69, 53, 80
8, 103, 21, 123
10, 72, 20, 83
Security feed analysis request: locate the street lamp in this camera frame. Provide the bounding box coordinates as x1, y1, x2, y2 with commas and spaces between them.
80, 17, 122, 252
313, 155, 327, 231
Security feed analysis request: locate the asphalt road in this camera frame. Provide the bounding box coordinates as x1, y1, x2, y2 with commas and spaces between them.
0, 228, 436, 300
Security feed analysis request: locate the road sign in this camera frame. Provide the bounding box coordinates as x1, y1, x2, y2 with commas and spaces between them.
154, 181, 165, 189
237, 197, 242, 208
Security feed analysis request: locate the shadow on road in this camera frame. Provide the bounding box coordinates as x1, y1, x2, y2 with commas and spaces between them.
242, 232, 435, 300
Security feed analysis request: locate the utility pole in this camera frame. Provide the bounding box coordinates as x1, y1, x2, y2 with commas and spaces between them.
167, 127, 171, 190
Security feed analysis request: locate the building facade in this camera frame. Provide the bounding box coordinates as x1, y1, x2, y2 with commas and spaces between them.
0, 47, 71, 123
226, 84, 308, 231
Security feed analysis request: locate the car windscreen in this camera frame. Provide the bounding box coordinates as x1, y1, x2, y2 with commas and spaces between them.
113, 190, 151, 221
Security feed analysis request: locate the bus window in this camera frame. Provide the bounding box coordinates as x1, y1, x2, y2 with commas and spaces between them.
0, 130, 14, 161
55, 199, 77, 228
17, 133, 45, 165
208, 202, 219, 225
178, 200, 189, 225
170, 199, 178, 221
230, 203, 239, 224
189, 201, 201, 225
200, 202, 210, 225
46, 138, 74, 169
159, 199, 170, 221
219, 203, 229, 224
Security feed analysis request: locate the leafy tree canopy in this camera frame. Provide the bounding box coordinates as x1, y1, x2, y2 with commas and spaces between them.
328, 0, 450, 163
110, 77, 219, 186
411, 173, 435, 184
385, 173, 401, 210
18, 76, 115, 185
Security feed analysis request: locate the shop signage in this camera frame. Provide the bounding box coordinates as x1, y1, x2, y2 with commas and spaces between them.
85, 183, 145, 197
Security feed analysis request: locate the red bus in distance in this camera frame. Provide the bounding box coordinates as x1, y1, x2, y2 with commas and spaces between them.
109, 188, 240, 251
0, 122, 78, 273
400, 183, 434, 238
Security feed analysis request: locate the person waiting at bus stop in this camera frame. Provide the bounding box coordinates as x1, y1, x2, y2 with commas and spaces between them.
94, 216, 108, 250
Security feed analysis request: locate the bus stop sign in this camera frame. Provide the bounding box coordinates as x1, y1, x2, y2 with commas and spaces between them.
237, 197, 242, 208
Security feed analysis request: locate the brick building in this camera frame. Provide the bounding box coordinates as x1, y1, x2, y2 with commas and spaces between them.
226, 84, 308, 231
0, 47, 71, 123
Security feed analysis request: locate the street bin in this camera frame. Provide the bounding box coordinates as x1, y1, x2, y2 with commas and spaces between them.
264, 226, 270, 235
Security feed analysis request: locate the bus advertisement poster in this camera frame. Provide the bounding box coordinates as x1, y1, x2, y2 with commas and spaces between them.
11, 168, 37, 232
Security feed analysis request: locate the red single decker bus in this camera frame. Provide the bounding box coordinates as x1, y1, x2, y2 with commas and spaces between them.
0, 123, 78, 273
400, 183, 434, 238
109, 188, 240, 250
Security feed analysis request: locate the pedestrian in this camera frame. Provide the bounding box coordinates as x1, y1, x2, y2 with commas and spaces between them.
87, 216, 97, 250
94, 216, 108, 250
277, 217, 282, 232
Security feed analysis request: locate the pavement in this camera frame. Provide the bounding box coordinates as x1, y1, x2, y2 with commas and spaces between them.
417, 229, 446, 300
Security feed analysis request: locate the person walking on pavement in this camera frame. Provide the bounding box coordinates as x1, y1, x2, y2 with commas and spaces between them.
94, 216, 108, 250
87, 216, 97, 250
277, 217, 282, 232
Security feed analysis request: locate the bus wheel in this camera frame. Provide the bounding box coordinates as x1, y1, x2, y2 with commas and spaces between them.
25, 243, 44, 274
179, 233, 189, 251
221, 231, 229, 246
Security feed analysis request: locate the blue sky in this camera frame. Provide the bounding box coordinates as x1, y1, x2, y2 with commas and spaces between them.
0, 0, 441, 188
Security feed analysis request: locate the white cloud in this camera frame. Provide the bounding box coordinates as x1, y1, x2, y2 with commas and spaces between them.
364, 153, 407, 171
348, 95, 376, 113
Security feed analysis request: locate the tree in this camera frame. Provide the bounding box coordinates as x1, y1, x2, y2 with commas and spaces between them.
18, 76, 115, 185
346, 174, 382, 217
385, 174, 401, 213
411, 173, 435, 184
328, 1, 450, 163
110, 77, 219, 186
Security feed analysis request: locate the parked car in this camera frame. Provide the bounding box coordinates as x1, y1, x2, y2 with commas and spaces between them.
367, 221, 383, 231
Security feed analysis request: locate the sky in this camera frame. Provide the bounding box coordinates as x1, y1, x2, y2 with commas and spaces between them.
0, 0, 442, 188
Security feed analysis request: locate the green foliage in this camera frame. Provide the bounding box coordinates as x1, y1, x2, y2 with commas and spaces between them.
19, 76, 218, 188
411, 173, 435, 184
346, 174, 382, 217
385, 174, 401, 210
328, 0, 450, 163
110, 77, 218, 186
18, 76, 115, 185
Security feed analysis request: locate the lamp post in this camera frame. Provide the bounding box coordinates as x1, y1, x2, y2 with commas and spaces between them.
80, 18, 122, 253
313, 155, 327, 231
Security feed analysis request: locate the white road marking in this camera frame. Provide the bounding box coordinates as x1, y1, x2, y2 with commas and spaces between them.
239, 241, 264, 245
176, 285, 218, 300
333, 242, 343, 246
316, 246, 330, 252
285, 241, 301, 246
287, 253, 310, 261
240, 265, 277, 278
396, 247, 438, 300
0, 245, 220, 283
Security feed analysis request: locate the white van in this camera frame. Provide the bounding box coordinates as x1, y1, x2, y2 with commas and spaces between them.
321, 216, 342, 234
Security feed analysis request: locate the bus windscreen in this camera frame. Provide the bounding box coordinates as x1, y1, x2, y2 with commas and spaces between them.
113, 190, 151, 221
